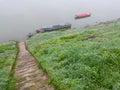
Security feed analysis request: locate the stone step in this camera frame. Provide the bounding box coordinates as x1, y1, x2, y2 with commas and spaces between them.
17, 59, 34, 63
15, 66, 38, 74
15, 69, 41, 77
17, 75, 46, 87
14, 42, 54, 90
16, 70, 41, 79
18, 82, 35, 90
16, 60, 35, 66
15, 63, 37, 71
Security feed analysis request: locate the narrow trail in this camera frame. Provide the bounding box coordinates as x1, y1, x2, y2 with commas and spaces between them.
14, 42, 54, 90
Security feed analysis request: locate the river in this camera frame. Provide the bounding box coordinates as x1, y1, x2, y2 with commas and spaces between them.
0, 0, 120, 42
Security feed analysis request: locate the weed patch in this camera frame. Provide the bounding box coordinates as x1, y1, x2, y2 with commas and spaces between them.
27, 20, 120, 90
0, 41, 18, 90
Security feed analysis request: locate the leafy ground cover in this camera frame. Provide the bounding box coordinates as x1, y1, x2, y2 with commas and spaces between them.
0, 41, 18, 90
27, 20, 120, 90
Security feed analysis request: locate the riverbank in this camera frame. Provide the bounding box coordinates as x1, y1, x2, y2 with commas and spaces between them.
27, 19, 120, 90
0, 19, 120, 90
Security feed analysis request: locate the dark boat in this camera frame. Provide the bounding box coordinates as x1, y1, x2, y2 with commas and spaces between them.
36, 23, 71, 33
27, 33, 33, 38
75, 12, 91, 19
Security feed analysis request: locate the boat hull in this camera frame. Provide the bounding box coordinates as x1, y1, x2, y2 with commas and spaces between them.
36, 23, 71, 33
75, 13, 91, 19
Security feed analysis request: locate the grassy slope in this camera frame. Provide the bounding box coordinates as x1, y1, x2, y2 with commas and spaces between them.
27, 20, 120, 90
0, 41, 18, 90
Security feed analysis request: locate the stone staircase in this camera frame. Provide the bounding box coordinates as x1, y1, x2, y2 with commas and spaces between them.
14, 42, 54, 90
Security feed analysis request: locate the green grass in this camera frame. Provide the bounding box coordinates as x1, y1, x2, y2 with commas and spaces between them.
27, 20, 120, 90
0, 41, 18, 90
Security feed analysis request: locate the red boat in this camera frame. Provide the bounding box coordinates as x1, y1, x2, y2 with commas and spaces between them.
75, 12, 91, 19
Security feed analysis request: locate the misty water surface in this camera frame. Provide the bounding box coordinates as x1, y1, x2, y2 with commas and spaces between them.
0, 0, 120, 42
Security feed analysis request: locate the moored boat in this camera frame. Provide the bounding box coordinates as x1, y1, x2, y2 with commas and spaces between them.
36, 23, 71, 33
75, 12, 91, 19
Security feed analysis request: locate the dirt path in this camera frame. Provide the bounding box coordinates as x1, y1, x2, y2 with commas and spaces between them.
14, 42, 54, 90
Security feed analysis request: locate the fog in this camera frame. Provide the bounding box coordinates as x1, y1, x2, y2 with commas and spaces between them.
0, 0, 120, 42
